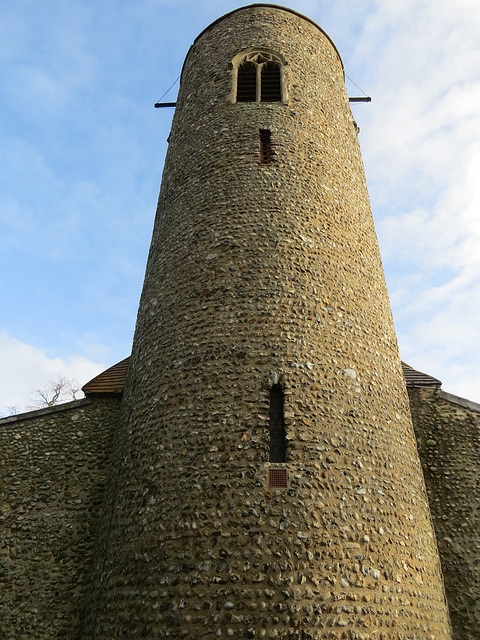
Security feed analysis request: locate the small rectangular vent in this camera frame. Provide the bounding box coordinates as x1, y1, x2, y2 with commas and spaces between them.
268, 468, 288, 488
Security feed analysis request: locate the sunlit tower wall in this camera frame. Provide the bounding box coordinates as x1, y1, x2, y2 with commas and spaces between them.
84, 5, 452, 638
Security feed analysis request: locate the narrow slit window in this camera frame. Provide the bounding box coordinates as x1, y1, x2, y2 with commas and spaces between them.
259, 129, 272, 164
261, 61, 282, 102
269, 384, 286, 462
236, 61, 257, 102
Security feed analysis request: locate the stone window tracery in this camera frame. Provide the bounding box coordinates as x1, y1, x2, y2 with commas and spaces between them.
233, 51, 285, 103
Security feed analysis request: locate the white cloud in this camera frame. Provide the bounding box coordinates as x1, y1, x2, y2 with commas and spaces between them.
345, 0, 480, 403
0, 332, 105, 416
1, 0, 479, 408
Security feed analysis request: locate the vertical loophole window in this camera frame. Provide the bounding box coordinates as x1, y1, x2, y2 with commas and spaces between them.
269, 384, 286, 462
236, 61, 257, 102
261, 61, 282, 102
259, 129, 272, 164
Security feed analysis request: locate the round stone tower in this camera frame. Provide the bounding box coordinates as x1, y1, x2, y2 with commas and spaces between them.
84, 5, 451, 638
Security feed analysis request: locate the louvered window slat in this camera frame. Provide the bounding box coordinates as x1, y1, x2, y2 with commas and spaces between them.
261, 62, 281, 102
237, 62, 257, 101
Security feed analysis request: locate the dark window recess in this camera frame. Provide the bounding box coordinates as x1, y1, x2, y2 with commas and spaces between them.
261, 62, 282, 102
269, 468, 288, 488
237, 62, 257, 102
269, 384, 286, 462
259, 129, 272, 164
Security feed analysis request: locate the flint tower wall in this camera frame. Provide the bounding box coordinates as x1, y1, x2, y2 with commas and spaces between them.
84, 6, 452, 638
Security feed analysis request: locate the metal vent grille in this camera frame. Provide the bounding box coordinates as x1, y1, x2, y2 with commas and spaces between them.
268, 468, 288, 488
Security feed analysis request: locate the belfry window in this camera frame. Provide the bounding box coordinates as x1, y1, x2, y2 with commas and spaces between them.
234, 51, 284, 103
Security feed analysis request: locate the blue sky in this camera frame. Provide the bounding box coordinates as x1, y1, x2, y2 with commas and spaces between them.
2, 0, 480, 413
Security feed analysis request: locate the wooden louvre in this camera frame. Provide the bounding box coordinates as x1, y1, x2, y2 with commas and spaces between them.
261, 61, 281, 102
236, 61, 257, 101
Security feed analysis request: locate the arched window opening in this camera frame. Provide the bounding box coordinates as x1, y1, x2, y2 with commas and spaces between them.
237, 61, 257, 102
269, 384, 286, 463
261, 61, 282, 102
233, 50, 285, 103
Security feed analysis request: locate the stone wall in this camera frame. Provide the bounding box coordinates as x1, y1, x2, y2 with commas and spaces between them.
409, 387, 480, 640
1, 383, 478, 638
0, 397, 120, 640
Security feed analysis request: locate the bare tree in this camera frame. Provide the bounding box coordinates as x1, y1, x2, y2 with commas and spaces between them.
28, 375, 82, 409
0, 405, 20, 418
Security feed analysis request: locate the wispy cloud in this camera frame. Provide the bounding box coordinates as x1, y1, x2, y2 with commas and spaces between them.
0, 332, 105, 416
353, 0, 480, 399
1, 0, 480, 409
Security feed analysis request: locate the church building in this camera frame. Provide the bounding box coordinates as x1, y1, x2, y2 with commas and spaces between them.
1, 6, 479, 639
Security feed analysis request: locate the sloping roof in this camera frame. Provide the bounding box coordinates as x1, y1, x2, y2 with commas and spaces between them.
82, 357, 130, 395
401, 363, 441, 388
82, 357, 441, 396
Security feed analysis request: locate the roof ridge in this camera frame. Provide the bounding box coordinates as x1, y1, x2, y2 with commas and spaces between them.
82, 357, 442, 396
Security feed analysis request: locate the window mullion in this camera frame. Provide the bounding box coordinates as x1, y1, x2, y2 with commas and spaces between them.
256, 64, 262, 103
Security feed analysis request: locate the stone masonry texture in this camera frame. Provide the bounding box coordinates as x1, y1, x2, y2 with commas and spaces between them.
81, 6, 452, 639
3, 384, 480, 638
408, 388, 480, 640
0, 397, 120, 639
